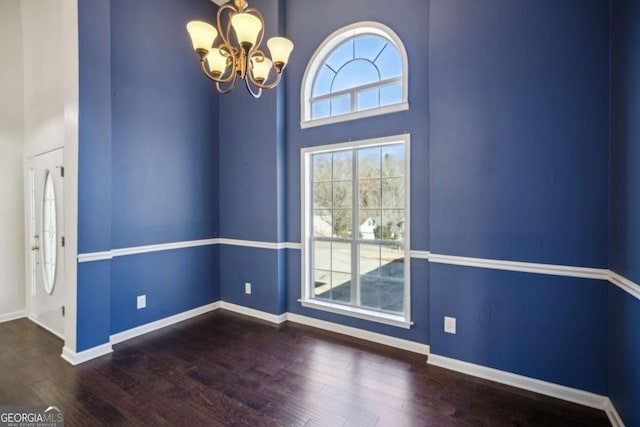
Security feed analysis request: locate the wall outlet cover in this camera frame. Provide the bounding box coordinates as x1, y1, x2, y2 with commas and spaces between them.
444, 316, 456, 334
245, 282, 252, 295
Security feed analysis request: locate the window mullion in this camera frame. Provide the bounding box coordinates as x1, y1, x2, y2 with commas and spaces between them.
352, 148, 359, 307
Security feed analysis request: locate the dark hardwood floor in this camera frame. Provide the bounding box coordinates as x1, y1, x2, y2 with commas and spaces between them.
0, 311, 609, 426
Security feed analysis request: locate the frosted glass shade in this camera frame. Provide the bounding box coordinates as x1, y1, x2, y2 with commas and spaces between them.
267, 37, 293, 66
251, 57, 272, 82
231, 13, 262, 47
207, 48, 228, 74
186, 21, 218, 51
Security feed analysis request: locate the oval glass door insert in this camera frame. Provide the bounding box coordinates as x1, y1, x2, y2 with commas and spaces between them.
41, 170, 57, 294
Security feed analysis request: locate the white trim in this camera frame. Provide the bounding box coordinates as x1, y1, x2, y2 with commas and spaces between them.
110, 302, 221, 345
300, 21, 409, 128
0, 310, 26, 324
410, 250, 431, 260
77, 250, 113, 263
217, 238, 288, 250
428, 253, 608, 280
427, 354, 609, 411
300, 299, 413, 329
300, 134, 412, 327
220, 301, 287, 324
76, 238, 640, 303
78, 238, 219, 263
28, 314, 64, 340
61, 343, 113, 366
605, 398, 626, 427
77, 238, 300, 263
112, 238, 219, 257
301, 103, 409, 129
61, 0, 80, 356
609, 270, 640, 300
286, 312, 429, 355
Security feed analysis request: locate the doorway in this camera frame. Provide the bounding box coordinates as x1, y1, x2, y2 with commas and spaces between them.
25, 148, 65, 339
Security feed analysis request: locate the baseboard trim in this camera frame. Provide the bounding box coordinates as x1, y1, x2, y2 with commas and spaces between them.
110, 301, 221, 345
61, 343, 113, 365
220, 301, 287, 324
286, 312, 430, 355
427, 353, 608, 410
604, 398, 625, 427
28, 314, 64, 340
0, 310, 26, 324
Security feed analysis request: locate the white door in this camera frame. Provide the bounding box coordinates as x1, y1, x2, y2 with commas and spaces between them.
25, 148, 65, 339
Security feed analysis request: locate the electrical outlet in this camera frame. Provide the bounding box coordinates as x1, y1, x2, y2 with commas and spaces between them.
137, 295, 146, 309
245, 282, 252, 295
444, 316, 456, 334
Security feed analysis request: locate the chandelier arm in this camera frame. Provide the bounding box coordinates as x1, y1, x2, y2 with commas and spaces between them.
217, 3, 237, 47
248, 68, 282, 90
246, 50, 281, 89
217, 72, 239, 94
213, 44, 239, 84
199, 60, 223, 83
244, 77, 262, 98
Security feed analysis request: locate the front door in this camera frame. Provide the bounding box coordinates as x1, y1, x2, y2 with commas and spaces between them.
26, 148, 65, 339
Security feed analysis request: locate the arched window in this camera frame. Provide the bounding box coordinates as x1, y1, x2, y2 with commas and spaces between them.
301, 22, 409, 128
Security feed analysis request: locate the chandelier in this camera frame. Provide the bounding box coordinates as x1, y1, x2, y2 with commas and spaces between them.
186, 0, 294, 98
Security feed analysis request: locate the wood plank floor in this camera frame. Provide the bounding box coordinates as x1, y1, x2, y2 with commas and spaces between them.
0, 311, 609, 426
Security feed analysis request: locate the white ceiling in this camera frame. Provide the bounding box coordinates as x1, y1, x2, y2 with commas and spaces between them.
211, 0, 228, 5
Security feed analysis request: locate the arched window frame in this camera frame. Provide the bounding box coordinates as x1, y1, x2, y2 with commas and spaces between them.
301, 21, 409, 129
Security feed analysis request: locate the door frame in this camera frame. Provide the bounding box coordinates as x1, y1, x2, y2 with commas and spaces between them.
61, 0, 79, 359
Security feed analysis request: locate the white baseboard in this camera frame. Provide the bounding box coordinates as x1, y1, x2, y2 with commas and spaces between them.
427, 353, 609, 410
0, 310, 26, 324
28, 314, 64, 340
286, 312, 430, 355
220, 301, 287, 324
61, 343, 113, 365
605, 398, 626, 427
110, 301, 221, 345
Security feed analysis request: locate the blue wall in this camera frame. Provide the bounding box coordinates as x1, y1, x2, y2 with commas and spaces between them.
427, 0, 610, 395
77, 0, 112, 351
430, 0, 609, 267
609, 0, 640, 424
217, 0, 288, 313
74, 1, 640, 420
77, 0, 220, 351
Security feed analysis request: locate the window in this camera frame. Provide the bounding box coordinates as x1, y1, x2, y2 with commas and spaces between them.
301, 22, 409, 128
301, 135, 411, 328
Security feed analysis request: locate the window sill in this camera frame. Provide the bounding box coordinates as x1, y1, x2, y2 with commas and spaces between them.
300, 102, 409, 130
299, 298, 413, 329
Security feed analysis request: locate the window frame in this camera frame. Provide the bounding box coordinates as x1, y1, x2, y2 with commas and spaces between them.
301, 22, 409, 129
300, 134, 412, 329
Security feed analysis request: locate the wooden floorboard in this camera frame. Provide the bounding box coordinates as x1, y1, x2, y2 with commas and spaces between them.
0, 311, 610, 426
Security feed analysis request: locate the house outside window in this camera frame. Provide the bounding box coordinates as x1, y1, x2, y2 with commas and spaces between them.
301, 134, 411, 328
